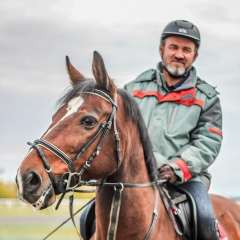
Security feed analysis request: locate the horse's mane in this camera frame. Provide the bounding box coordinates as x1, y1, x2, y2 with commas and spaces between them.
57, 79, 158, 182
117, 89, 158, 181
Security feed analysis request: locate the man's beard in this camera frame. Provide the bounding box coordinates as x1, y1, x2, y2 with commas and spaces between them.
164, 64, 186, 77
161, 52, 191, 79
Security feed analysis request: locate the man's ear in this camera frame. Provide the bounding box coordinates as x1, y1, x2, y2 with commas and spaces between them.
193, 51, 198, 62
159, 44, 163, 57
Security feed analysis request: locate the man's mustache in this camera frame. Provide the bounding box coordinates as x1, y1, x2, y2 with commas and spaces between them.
172, 57, 185, 65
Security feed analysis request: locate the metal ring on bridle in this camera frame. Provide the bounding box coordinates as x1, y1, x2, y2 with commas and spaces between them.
114, 182, 124, 192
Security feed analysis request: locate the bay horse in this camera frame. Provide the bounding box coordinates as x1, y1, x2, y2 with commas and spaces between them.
16, 52, 240, 240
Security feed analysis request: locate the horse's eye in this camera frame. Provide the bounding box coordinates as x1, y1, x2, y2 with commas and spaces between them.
80, 117, 97, 128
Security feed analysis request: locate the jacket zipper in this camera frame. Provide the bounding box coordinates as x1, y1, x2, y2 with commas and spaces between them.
167, 106, 176, 132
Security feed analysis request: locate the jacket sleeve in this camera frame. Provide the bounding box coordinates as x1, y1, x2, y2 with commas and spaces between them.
169, 97, 223, 184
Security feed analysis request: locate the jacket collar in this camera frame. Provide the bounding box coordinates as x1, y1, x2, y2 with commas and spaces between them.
156, 62, 198, 92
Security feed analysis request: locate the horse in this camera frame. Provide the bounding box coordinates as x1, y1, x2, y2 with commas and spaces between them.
16, 51, 240, 240
211, 194, 240, 240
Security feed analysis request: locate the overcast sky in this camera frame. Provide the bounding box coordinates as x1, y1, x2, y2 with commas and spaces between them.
0, 0, 240, 197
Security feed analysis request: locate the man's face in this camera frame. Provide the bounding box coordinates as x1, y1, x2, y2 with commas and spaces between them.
160, 36, 198, 77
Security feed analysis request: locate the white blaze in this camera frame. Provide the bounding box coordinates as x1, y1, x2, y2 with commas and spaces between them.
17, 168, 23, 195
65, 96, 84, 119
17, 97, 84, 202
43, 96, 84, 138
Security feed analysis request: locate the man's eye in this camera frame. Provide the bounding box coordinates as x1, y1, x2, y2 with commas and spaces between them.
80, 117, 97, 127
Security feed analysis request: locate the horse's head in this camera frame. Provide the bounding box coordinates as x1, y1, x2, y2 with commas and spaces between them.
16, 52, 126, 209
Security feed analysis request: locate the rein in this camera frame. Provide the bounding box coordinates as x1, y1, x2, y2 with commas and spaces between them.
27, 89, 164, 240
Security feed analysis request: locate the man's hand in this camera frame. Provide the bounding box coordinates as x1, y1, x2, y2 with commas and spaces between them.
158, 164, 178, 183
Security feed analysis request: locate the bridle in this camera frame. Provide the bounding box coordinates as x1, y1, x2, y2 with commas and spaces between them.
27, 89, 121, 194
27, 88, 168, 240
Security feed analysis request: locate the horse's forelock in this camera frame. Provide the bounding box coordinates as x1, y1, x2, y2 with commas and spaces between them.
56, 79, 96, 109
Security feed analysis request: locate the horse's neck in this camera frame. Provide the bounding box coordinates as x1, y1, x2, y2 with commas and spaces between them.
111, 118, 151, 183
97, 129, 152, 210
95, 124, 158, 238
94, 112, 179, 239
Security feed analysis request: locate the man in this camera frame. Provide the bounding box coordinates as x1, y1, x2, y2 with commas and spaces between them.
124, 20, 223, 240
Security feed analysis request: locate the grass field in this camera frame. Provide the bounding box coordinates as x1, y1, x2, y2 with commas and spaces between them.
2, 197, 239, 240
0, 198, 91, 240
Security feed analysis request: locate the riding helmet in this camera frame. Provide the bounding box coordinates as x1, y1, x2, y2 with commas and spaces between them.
161, 20, 201, 48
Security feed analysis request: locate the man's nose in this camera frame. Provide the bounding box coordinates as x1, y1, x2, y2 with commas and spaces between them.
174, 50, 184, 59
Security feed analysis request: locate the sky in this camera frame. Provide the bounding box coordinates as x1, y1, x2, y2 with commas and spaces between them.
0, 0, 240, 197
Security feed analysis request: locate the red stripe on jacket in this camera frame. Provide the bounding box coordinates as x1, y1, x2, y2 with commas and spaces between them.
208, 127, 223, 137
174, 158, 192, 181
133, 88, 204, 108
132, 90, 164, 101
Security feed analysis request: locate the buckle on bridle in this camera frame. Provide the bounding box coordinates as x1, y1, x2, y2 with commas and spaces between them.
65, 172, 80, 190
46, 168, 52, 173
57, 172, 78, 193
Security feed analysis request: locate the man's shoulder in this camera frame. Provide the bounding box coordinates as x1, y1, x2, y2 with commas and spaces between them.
124, 69, 156, 92
127, 69, 156, 85
196, 78, 219, 99
135, 69, 156, 82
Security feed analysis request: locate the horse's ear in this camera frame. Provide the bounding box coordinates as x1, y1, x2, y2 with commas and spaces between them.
92, 51, 116, 95
66, 56, 85, 86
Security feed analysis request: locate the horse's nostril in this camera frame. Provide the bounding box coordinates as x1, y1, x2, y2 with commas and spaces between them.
29, 173, 39, 186
25, 172, 41, 193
